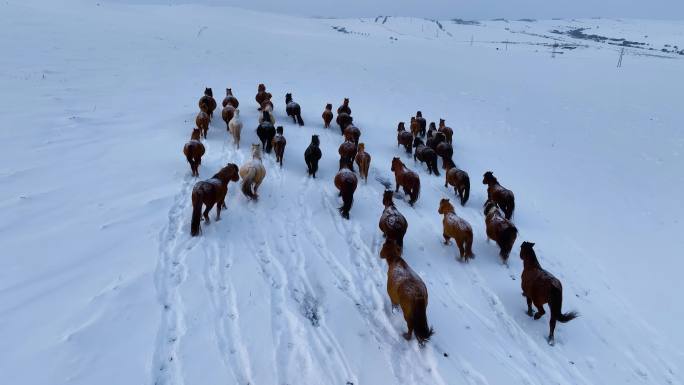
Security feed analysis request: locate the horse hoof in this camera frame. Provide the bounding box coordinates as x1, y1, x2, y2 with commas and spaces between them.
526, 310, 534, 317
534, 312, 543, 320
547, 337, 555, 346
402, 332, 412, 341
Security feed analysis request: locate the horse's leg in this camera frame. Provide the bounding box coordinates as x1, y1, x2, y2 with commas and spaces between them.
443, 233, 451, 245
402, 305, 414, 340
395, 177, 400, 192
456, 240, 466, 261
548, 317, 557, 345
203, 202, 214, 223
533, 300, 546, 320
526, 296, 534, 317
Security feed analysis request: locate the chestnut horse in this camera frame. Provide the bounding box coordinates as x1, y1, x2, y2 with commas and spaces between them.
483, 171, 515, 219
397, 122, 413, 154
334, 164, 358, 219
438, 119, 453, 144
336, 112, 353, 134
322, 103, 333, 128
413, 137, 439, 176
257, 111, 276, 153
272, 126, 286, 167
183, 128, 205, 177
379, 190, 408, 247
380, 240, 434, 345
221, 104, 235, 130
255, 83, 272, 110
343, 124, 361, 145
484, 200, 518, 263
304, 135, 322, 178
239, 144, 267, 200
222, 88, 239, 108
415, 111, 427, 137
391, 157, 420, 206
355, 143, 371, 182
410, 117, 421, 138
196, 111, 210, 139
285, 93, 305, 126
520, 242, 578, 345
438, 199, 474, 261
199, 87, 217, 120
338, 139, 357, 172
228, 109, 242, 148
190, 163, 240, 236
337, 98, 351, 115
444, 157, 470, 206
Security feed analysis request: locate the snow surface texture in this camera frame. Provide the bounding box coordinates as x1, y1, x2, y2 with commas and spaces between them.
1, 2, 683, 384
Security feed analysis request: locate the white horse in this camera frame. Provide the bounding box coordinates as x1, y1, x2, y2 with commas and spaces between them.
239, 144, 266, 200
228, 109, 242, 148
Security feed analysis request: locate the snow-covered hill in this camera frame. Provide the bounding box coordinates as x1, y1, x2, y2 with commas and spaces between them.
1, 1, 683, 384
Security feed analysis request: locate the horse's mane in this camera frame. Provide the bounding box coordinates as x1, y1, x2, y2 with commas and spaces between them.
521, 246, 542, 269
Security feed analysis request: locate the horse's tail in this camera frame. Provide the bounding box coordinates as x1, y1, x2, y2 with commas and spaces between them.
461, 175, 470, 206
296, 113, 304, 126
409, 181, 420, 206
464, 236, 474, 260
497, 225, 518, 261
185, 150, 195, 170
339, 183, 354, 219
190, 191, 202, 236
241, 167, 257, 199
504, 195, 515, 219
550, 285, 578, 323
412, 296, 434, 345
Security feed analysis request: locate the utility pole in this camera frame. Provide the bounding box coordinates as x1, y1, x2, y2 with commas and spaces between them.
470, 35, 474, 46
617, 47, 625, 68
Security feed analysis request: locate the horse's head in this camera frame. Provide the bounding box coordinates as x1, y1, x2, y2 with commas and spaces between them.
416, 111, 423, 118
438, 198, 454, 215
311, 135, 320, 146
325, 103, 332, 110
397, 122, 405, 132
234, 108, 240, 117
251, 144, 262, 159
191, 127, 202, 140
391, 157, 402, 172
483, 171, 496, 185
439, 118, 445, 127
357, 142, 365, 152
204, 87, 213, 97
380, 239, 402, 260
382, 190, 394, 207
285, 93, 292, 103
258, 83, 266, 92
483, 200, 499, 216
262, 110, 271, 121
343, 98, 349, 106
520, 242, 539, 266
413, 136, 424, 148
276, 126, 284, 135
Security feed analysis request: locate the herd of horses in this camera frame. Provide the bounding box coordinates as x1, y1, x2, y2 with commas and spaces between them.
182, 85, 578, 346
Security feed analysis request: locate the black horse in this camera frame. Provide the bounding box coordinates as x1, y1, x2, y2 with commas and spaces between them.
256, 111, 276, 153
304, 135, 322, 178
285, 93, 304, 126
413, 137, 439, 176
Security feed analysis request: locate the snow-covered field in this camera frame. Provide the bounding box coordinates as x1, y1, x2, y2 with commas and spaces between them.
1, 1, 683, 384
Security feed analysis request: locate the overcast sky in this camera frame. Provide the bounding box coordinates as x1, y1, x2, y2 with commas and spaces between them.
126, 0, 684, 20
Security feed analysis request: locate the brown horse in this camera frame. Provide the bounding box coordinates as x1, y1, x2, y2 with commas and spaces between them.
343, 124, 361, 145
410, 117, 421, 138
255, 83, 272, 110
426, 131, 444, 151
336, 112, 353, 134
222, 88, 239, 108
190, 163, 240, 236
337, 98, 351, 115
438, 119, 453, 144
322, 103, 333, 128
520, 242, 578, 345
438, 198, 474, 261
391, 157, 420, 206
379, 190, 408, 247
444, 157, 470, 206
199, 88, 217, 120
413, 137, 439, 176
397, 122, 413, 154
355, 143, 371, 182
483, 171, 515, 219
221, 104, 235, 130
334, 164, 358, 219
484, 200, 518, 263
285, 93, 304, 126
183, 128, 205, 177
196, 111, 210, 139
338, 139, 357, 172
380, 240, 434, 345
272, 126, 286, 167
435, 140, 453, 169
415, 111, 427, 137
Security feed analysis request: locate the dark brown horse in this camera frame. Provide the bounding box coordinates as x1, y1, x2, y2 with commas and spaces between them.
334, 164, 358, 219
255, 83, 272, 110
355, 143, 371, 182
427, 121, 437, 139
483, 171, 515, 219
391, 157, 420, 206
438, 198, 474, 261
520, 242, 578, 345
397, 122, 413, 154
285, 93, 304, 126
199, 88, 217, 120
435, 140, 453, 169
183, 128, 205, 177
343, 124, 361, 145
336, 112, 353, 134
379, 190, 408, 247
438, 119, 453, 144
484, 200, 518, 263
444, 157, 470, 206
196, 111, 210, 139
304, 135, 322, 178
190, 163, 240, 236
415, 111, 427, 137
221, 104, 235, 130
222, 88, 239, 108
272, 126, 286, 167
426, 131, 445, 151
337, 98, 351, 115
322, 103, 333, 128
338, 139, 357, 171
380, 240, 434, 345
257, 111, 276, 153
413, 137, 439, 176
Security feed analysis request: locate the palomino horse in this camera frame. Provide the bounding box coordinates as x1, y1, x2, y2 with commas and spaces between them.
380, 240, 434, 345
221, 104, 235, 130
355, 143, 371, 182
304, 135, 322, 178
334, 163, 358, 219
397, 122, 413, 154
483, 171, 515, 219
199, 87, 217, 120
438, 198, 474, 261
183, 128, 205, 177
255, 83, 272, 110
344, 124, 361, 145
379, 190, 408, 247
322, 103, 333, 128
190, 163, 240, 236
272, 126, 286, 167
415, 111, 427, 137
391, 157, 420, 206
257, 111, 276, 154
196, 111, 210, 139
228, 109, 242, 148
413, 137, 440, 176
337, 98, 351, 115
336, 112, 353, 134
410, 117, 421, 138
444, 157, 470, 206
484, 200, 518, 263
338, 139, 357, 172
438, 119, 453, 144
285, 93, 304, 126
520, 242, 578, 345
222, 88, 239, 108
239, 144, 267, 200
